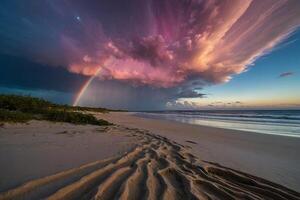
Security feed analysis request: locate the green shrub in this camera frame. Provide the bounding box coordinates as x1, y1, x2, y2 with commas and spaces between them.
0, 109, 33, 123
43, 110, 112, 125
0, 95, 112, 125
0, 95, 53, 113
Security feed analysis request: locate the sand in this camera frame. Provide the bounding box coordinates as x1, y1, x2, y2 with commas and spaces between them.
0, 113, 299, 199
0, 121, 137, 193
99, 112, 300, 192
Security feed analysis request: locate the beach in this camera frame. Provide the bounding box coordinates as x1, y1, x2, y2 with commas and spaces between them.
0, 121, 137, 193
2, 0, 300, 199
99, 112, 300, 191
0, 112, 299, 199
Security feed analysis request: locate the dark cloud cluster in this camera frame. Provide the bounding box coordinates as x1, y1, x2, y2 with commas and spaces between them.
174, 90, 206, 99
279, 72, 294, 78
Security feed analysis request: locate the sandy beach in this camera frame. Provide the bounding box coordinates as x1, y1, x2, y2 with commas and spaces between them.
0, 112, 299, 199
2, 0, 300, 199
99, 112, 300, 192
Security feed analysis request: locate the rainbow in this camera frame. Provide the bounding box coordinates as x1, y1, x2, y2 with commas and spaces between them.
73, 67, 102, 106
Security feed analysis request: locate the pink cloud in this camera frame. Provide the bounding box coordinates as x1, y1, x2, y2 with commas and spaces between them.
61, 0, 300, 88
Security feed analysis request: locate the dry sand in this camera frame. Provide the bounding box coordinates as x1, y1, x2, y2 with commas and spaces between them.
0, 113, 299, 199
0, 121, 137, 193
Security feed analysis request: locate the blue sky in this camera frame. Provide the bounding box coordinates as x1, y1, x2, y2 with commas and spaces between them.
188, 30, 300, 109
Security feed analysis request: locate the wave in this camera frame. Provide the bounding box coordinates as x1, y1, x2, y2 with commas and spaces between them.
135, 110, 300, 137
147, 110, 300, 121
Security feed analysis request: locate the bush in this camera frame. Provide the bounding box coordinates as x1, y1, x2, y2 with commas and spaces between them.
0, 94, 53, 113
0, 95, 112, 125
44, 110, 112, 125
0, 109, 33, 123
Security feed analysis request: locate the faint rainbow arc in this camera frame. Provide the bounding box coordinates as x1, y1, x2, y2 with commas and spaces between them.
73, 67, 102, 106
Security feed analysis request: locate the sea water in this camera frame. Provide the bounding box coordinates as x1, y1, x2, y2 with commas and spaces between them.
135, 110, 300, 137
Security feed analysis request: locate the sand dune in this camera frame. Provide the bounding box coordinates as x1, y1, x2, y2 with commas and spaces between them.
0, 125, 299, 200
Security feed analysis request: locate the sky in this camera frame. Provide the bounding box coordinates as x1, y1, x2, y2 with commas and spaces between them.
0, 0, 300, 110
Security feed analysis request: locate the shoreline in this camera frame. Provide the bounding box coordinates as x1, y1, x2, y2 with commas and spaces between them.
133, 111, 300, 138
98, 112, 300, 192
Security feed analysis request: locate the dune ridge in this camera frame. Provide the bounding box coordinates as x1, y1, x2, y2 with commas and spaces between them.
0, 126, 299, 200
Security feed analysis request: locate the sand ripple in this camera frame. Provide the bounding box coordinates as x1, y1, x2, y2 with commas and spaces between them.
0, 127, 299, 200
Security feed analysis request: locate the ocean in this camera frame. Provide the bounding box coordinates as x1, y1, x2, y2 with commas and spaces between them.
135, 110, 300, 137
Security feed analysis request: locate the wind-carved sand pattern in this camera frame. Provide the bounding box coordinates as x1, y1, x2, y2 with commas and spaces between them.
0, 126, 300, 200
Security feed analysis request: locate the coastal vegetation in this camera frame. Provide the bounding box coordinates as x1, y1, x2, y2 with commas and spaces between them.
0, 94, 111, 125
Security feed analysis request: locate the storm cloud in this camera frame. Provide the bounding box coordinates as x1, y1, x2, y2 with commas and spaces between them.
0, 0, 300, 109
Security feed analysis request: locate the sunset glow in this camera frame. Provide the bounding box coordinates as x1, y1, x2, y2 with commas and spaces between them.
0, 0, 300, 110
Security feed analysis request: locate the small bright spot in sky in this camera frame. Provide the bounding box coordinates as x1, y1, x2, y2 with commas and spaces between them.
76, 16, 81, 21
